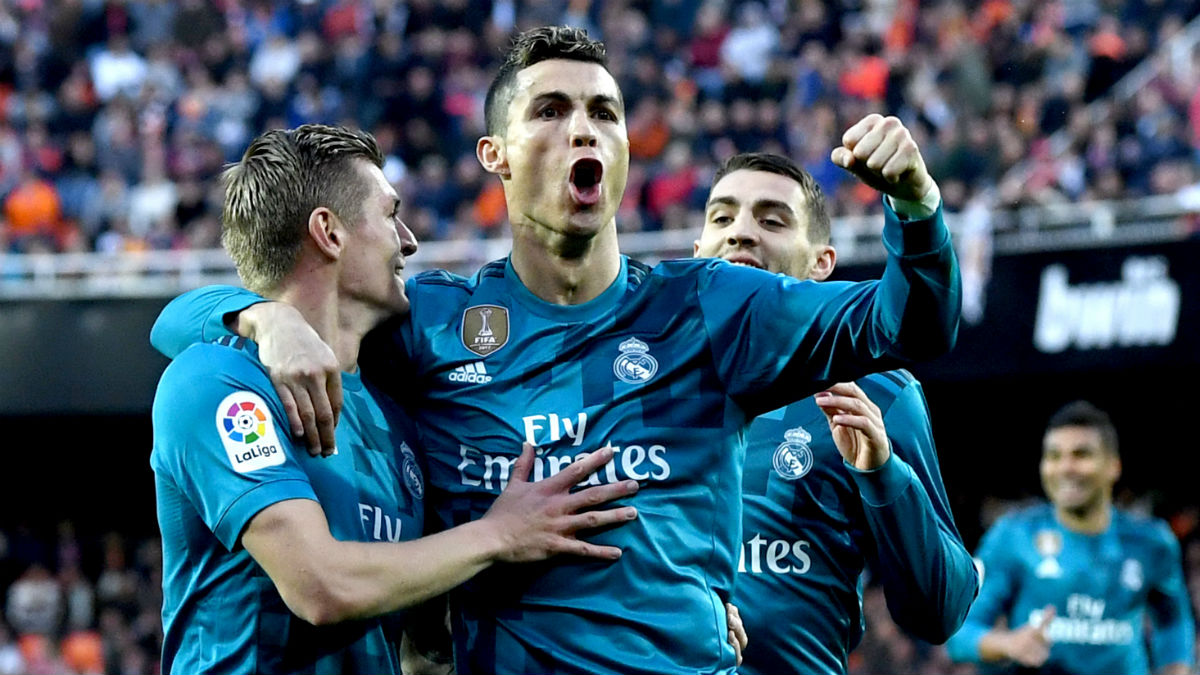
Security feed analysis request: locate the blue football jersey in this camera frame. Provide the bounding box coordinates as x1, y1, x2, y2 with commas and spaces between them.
152, 338, 425, 675
151, 204, 959, 675
733, 370, 977, 675
946, 504, 1196, 675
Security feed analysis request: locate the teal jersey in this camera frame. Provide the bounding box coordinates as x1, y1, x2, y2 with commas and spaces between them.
946, 504, 1196, 675
734, 370, 977, 675
151, 204, 959, 675
151, 337, 425, 675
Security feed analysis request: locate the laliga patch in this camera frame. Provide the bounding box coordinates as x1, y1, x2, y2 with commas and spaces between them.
216, 391, 285, 474
462, 305, 509, 356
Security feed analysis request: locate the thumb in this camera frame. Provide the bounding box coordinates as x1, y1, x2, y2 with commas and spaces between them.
1036, 605, 1056, 639
508, 442, 535, 484
831, 147, 854, 169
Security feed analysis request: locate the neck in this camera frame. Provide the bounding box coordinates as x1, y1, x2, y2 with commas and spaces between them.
272, 266, 380, 373
509, 219, 621, 305
1054, 500, 1112, 534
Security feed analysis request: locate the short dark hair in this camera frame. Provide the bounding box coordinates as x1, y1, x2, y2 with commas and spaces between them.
222, 124, 384, 294
484, 25, 611, 136
711, 152, 831, 244
1045, 401, 1119, 456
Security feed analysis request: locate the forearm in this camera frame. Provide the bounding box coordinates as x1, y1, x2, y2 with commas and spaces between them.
246, 501, 505, 626
976, 629, 1017, 662
856, 456, 978, 641
314, 520, 504, 623
876, 201, 961, 361
150, 285, 266, 357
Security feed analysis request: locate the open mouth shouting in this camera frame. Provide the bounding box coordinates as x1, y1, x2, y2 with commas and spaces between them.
569, 158, 603, 206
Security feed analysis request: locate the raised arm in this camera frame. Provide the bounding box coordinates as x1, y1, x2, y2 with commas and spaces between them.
816, 378, 977, 643
242, 444, 639, 626
702, 116, 961, 416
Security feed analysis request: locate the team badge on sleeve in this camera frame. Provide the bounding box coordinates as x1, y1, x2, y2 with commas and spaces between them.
216, 392, 284, 474
399, 442, 424, 500
613, 337, 658, 384
1120, 559, 1143, 591
773, 427, 813, 480
463, 305, 509, 356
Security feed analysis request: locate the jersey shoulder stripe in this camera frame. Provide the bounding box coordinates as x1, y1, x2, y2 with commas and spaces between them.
213, 335, 250, 351
856, 369, 917, 409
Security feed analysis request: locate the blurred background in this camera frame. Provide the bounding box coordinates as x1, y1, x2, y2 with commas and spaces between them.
1, 0, 1198, 673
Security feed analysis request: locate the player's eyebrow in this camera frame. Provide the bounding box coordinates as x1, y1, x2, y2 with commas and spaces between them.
705, 195, 740, 210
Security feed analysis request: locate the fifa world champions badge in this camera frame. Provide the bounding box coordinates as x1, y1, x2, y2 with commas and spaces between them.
773, 427, 814, 480
613, 337, 659, 384
462, 305, 510, 356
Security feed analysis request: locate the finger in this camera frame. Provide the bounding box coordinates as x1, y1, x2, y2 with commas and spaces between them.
564, 480, 639, 512
541, 447, 616, 490
814, 392, 867, 415
851, 121, 887, 163
275, 383, 305, 439
831, 146, 854, 169
563, 506, 639, 533
865, 128, 902, 172
508, 443, 536, 485
880, 146, 919, 184
566, 539, 623, 560
827, 414, 874, 434
291, 387, 323, 457
311, 382, 338, 457
326, 373, 344, 431
840, 113, 882, 150
730, 630, 742, 666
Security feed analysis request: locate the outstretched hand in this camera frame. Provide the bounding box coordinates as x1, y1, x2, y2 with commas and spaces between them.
831, 114, 935, 204
483, 444, 639, 563
814, 382, 890, 471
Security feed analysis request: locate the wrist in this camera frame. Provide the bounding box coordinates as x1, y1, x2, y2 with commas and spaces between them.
886, 180, 941, 219
234, 301, 288, 341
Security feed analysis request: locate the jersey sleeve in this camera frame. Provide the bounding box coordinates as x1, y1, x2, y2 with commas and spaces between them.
700, 202, 961, 416
150, 285, 268, 359
151, 346, 317, 549
1146, 522, 1196, 671
852, 379, 978, 643
945, 515, 1019, 663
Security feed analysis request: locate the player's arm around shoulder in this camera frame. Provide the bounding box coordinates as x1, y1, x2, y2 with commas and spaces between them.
150, 285, 267, 358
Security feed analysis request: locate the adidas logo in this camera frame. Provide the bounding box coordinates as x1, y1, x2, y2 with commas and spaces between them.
448, 361, 493, 384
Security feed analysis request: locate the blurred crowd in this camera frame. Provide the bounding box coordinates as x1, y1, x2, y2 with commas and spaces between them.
2, 499, 1197, 675
1, 0, 1199, 256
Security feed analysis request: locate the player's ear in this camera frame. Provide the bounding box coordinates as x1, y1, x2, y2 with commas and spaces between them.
809, 245, 837, 281
308, 207, 343, 260
477, 135, 510, 178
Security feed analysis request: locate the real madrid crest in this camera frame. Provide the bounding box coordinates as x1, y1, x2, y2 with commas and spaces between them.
1034, 530, 1063, 558
462, 305, 509, 356
773, 426, 813, 480
613, 337, 659, 384
1120, 558, 1143, 591
399, 442, 424, 500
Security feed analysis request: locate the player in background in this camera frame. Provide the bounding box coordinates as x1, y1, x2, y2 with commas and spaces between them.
151, 124, 638, 675
945, 401, 1195, 674
149, 26, 961, 675
694, 152, 978, 675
